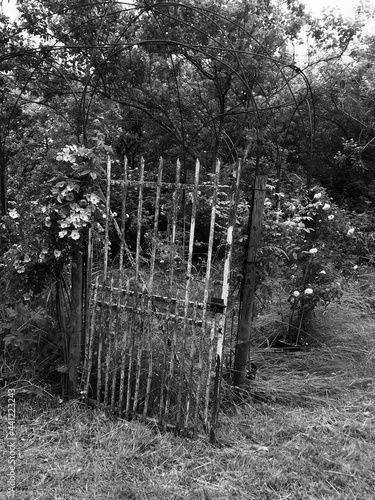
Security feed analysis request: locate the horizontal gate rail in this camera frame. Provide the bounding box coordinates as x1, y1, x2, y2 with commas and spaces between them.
111, 180, 231, 190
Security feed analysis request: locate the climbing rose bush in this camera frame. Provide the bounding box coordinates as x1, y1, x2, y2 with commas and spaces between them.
0, 145, 105, 299
257, 178, 359, 335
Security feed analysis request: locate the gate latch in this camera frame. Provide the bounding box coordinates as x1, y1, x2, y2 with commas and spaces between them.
208, 297, 225, 314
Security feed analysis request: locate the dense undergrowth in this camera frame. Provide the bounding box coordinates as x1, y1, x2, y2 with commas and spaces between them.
0, 277, 374, 500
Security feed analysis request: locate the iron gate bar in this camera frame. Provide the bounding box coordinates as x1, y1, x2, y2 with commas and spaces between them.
96, 280, 109, 405
103, 276, 114, 407
160, 159, 181, 431
210, 159, 242, 442
111, 180, 232, 190
175, 158, 201, 432
103, 155, 111, 284
118, 157, 128, 280
118, 279, 130, 414
95, 301, 212, 327
132, 158, 146, 418
82, 275, 98, 400
194, 158, 221, 437
102, 287, 208, 310
143, 158, 163, 420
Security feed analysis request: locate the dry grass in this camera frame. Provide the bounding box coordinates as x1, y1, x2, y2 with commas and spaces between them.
1, 277, 375, 499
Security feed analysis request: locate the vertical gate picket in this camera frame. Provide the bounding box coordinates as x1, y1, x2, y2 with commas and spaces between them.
110, 296, 120, 410
96, 156, 112, 405
96, 279, 108, 405
210, 159, 242, 443
168, 158, 181, 289
103, 155, 111, 284
194, 158, 221, 437
83, 226, 93, 382
184, 300, 199, 435
83, 275, 99, 401
118, 157, 129, 414
204, 319, 216, 431
118, 279, 130, 414
104, 277, 115, 406
131, 158, 146, 417
175, 159, 200, 432
119, 156, 128, 282
161, 159, 181, 430
125, 158, 146, 419
143, 157, 163, 420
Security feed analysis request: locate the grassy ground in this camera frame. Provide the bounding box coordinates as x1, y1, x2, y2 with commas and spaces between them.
1, 282, 374, 500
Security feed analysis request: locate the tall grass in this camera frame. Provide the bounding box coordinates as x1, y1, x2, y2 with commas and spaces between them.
0, 272, 374, 499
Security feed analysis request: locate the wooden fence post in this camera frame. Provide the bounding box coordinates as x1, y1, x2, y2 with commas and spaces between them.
68, 245, 84, 398
234, 175, 267, 386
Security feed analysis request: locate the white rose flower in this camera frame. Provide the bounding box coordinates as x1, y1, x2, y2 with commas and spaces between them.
313, 193, 322, 200
293, 291, 300, 297
304, 288, 313, 295
328, 215, 334, 220
322, 203, 330, 210
309, 248, 318, 254
87, 193, 101, 205
347, 227, 355, 236
70, 230, 80, 240
9, 208, 20, 219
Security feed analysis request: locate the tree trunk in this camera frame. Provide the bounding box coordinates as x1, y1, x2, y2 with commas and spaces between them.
234, 175, 267, 386
0, 149, 7, 217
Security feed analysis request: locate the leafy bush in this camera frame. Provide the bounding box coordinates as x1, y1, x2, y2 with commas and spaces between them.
250, 175, 361, 342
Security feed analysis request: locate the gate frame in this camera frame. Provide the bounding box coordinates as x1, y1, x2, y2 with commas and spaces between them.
78, 155, 242, 442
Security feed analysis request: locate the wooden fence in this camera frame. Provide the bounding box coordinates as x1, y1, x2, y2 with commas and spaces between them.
79, 156, 241, 442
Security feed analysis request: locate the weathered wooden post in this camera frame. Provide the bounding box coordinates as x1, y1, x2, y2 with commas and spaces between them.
234, 175, 267, 386
68, 245, 84, 398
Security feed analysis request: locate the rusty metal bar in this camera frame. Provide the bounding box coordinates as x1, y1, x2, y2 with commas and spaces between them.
110, 295, 120, 410
160, 159, 182, 429
103, 155, 111, 283
204, 318, 217, 433
184, 300, 199, 435
169, 158, 181, 290
134, 158, 145, 286
83, 226, 93, 380
143, 158, 163, 420
118, 279, 130, 414
162, 302, 180, 430
111, 180, 231, 190
125, 158, 145, 419
118, 157, 129, 414
83, 275, 99, 402
131, 157, 146, 416
132, 294, 145, 414
210, 159, 242, 443
194, 158, 221, 436
104, 277, 115, 406
96, 277, 108, 405
175, 158, 200, 430
119, 156, 128, 284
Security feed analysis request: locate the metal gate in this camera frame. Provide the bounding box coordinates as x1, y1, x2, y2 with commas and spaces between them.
80, 156, 241, 442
